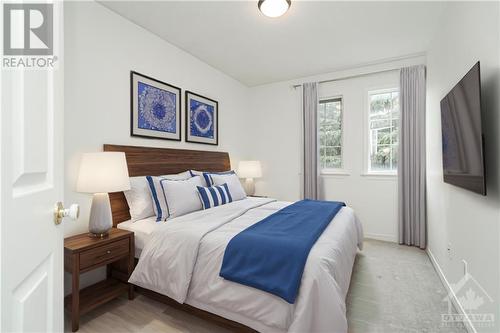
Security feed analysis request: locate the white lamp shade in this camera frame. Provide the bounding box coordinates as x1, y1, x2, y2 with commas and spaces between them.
76, 152, 130, 193
237, 161, 262, 179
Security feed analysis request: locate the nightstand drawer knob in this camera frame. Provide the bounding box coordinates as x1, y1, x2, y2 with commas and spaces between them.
107, 250, 111, 254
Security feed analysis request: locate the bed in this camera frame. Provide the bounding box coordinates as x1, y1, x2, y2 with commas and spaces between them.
105, 144, 363, 333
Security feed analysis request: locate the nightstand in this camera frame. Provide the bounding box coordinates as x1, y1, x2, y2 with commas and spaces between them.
64, 228, 134, 332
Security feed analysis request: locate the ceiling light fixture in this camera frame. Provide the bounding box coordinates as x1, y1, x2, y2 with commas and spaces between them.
258, 0, 291, 18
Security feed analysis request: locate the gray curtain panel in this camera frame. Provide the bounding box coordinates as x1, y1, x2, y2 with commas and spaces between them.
303, 82, 319, 200
398, 65, 427, 249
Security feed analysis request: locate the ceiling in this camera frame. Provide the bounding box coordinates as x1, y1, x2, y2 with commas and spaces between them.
100, 1, 447, 86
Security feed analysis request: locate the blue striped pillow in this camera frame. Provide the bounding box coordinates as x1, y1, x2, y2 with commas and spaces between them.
146, 171, 192, 222
197, 183, 233, 209
202, 170, 236, 186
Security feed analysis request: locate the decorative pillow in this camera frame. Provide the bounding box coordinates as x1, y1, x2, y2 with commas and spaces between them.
203, 171, 246, 201
189, 170, 209, 186
202, 170, 235, 186
197, 183, 233, 209
152, 176, 204, 221
146, 171, 193, 221
123, 176, 155, 222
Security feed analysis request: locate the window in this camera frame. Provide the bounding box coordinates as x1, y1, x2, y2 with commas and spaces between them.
368, 89, 399, 173
319, 97, 343, 170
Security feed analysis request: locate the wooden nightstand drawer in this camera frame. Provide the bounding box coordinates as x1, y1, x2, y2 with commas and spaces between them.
79, 238, 129, 271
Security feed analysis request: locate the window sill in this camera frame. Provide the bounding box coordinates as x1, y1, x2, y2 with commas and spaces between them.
361, 172, 397, 180
320, 170, 351, 176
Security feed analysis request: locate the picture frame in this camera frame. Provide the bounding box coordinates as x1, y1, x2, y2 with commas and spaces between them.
185, 91, 218, 145
130, 71, 181, 141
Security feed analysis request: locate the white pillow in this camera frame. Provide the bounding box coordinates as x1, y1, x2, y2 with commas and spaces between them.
144, 171, 192, 222
157, 176, 204, 220
203, 171, 246, 201
165, 170, 192, 180
123, 176, 155, 222
189, 170, 209, 186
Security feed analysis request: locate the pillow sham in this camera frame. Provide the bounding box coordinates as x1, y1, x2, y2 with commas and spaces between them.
189, 170, 209, 186
203, 171, 246, 201
197, 183, 233, 209
153, 176, 204, 221
146, 171, 193, 221
202, 170, 235, 186
123, 176, 155, 222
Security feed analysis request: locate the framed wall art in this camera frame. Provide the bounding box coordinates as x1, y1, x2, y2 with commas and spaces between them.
130, 71, 181, 141
185, 91, 218, 145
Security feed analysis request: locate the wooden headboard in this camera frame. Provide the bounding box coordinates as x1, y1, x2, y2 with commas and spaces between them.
104, 144, 231, 226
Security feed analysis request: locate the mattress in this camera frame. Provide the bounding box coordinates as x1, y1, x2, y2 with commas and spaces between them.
117, 217, 159, 257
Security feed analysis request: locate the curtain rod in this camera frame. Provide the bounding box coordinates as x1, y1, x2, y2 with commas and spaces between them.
292, 68, 401, 89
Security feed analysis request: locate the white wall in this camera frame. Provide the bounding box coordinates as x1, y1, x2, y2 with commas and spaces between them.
63, 1, 251, 292
426, 2, 500, 331
249, 56, 424, 242
318, 72, 399, 242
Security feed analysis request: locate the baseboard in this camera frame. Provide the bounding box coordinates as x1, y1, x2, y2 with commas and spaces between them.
364, 233, 397, 243
426, 248, 476, 333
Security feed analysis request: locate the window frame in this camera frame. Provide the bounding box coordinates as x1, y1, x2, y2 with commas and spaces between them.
363, 87, 400, 176
318, 95, 347, 175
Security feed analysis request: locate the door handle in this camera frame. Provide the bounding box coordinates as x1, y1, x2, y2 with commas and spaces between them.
54, 202, 80, 225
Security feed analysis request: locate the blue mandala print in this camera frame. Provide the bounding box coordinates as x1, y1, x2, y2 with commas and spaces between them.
190, 99, 214, 138
138, 82, 177, 133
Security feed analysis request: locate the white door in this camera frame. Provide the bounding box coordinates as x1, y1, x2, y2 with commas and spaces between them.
1, 2, 66, 332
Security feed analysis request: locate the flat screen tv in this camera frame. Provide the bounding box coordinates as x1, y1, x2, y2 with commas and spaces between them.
440, 61, 486, 195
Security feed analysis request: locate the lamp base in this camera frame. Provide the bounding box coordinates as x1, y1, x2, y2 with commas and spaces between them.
88, 232, 109, 239
243, 178, 255, 196
88, 193, 113, 236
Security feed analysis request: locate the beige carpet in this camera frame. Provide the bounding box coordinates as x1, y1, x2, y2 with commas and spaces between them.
346, 240, 466, 333
65, 239, 466, 333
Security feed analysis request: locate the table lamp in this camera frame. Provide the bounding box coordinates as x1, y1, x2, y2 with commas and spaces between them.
237, 161, 262, 196
76, 152, 130, 238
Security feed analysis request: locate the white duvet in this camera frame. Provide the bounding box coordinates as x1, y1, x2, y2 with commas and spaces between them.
129, 197, 363, 333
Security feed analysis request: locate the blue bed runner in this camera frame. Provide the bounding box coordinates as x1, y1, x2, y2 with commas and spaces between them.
219, 199, 345, 303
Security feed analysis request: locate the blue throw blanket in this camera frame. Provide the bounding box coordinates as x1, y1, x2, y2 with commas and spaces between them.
219, 199, 345, 303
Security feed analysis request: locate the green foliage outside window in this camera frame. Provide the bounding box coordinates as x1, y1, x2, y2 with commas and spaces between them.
319, 98, 342, 169
369, 91, 399, 172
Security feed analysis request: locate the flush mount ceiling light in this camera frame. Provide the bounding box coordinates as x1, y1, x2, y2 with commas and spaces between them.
258, 0, 291, 18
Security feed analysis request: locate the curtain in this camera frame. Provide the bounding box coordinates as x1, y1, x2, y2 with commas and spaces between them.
303, 82, 318, 200
398, 65, 427, 249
